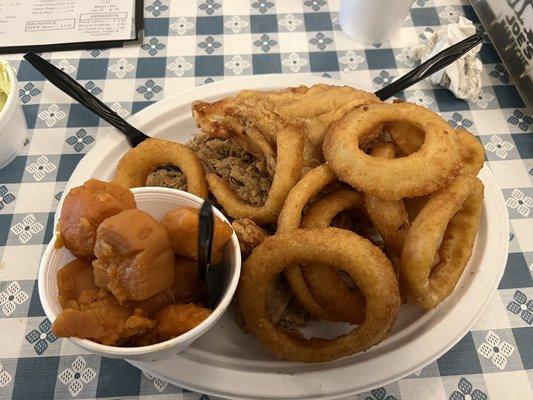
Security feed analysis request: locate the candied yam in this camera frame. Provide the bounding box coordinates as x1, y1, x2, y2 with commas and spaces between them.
155, 303, 211, 340
93, 209, 175, 303
57, 258, 98, 308
161, 206, 232, 262
133, 257, 206, 316
58, 179, 135, 258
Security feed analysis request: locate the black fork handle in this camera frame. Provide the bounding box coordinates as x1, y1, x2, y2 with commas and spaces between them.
374, 33, 483, 100
23, 52, 149, 147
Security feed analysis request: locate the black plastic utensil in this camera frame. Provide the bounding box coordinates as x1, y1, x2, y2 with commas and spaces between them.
23, 34, 483, 149
374, 33, 483, 100
23, 52, 149, 147
198, 200, 224, 309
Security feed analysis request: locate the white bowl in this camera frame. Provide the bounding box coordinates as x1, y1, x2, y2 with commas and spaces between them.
0, 57, 28, 169
38, 187, 241, 361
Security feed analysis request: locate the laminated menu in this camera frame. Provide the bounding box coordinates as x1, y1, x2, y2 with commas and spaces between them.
0, 0, 143, 54
470, 0, 533, 109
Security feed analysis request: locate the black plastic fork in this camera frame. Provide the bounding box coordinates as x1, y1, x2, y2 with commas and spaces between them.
23, 33, 483, 147
198, 200, 225, 308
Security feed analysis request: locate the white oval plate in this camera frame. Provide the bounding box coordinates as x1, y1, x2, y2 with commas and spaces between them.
55, 75, 509, 399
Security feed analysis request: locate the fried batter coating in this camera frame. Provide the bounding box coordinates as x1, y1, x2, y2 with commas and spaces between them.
231, 218, 269, 258
113, 138, 208, 198
193, 84, 379, 170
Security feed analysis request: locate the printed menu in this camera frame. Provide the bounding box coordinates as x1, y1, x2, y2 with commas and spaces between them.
0, 0, 143, 54
470, 0, 533, 109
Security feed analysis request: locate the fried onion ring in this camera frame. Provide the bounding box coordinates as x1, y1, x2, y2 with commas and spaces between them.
363, 143, 410, 257
401, 175, 484, 309
238, 228, 400, 363
455, 129, 485, 176
323, 102, 460, 200
207, 124, 304, 225
300, 190, 366, 324
113, 138, 208, 198
387, 121, 423, 156
277, 164, 339, 320
388, 123, 484, 176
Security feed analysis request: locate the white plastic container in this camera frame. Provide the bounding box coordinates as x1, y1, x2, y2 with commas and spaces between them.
339, 0, 415, 43
38, 187, 241, 361
0, 58, 28, 169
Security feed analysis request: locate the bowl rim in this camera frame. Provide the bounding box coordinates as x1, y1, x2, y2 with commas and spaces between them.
0, 57, 16, 124
38, 186, 242, 357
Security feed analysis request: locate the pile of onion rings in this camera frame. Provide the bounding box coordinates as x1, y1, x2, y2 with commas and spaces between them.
109, 84, 485, 363
113, 138, 209, 198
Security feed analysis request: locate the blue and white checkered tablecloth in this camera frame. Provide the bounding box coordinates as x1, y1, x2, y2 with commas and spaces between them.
0, 0, 531, 399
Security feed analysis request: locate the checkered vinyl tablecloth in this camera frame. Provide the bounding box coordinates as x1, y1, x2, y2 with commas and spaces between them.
0, 0, 531, 399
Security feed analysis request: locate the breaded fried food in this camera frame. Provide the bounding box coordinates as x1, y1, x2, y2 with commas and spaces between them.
401, 175, 484, 309
193, 84, 380, 170
323, 102, 461, 200
363, 143, 410, 258
93, 209, 175, 303
238, 228, 400, 363
113, 138, 208, 198
146, 134, 273, 207
58, 179, 136, 258
231, 218, 269, 258
206, 124, 304, 225
388, 123, 485, 176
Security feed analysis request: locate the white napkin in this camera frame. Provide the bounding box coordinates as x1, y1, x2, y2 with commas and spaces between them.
409, 16, 483, 100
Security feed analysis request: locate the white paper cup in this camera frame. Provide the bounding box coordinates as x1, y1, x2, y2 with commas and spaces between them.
38, 187, 241, 361
339, 0, 415, 43
0, 58, 28, 169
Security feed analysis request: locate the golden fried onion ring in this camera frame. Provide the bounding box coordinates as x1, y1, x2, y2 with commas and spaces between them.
401, 175, 484, 309
455, 129, 485, 176
238, 228, 400, 363
301, 190, 366, 324
277, 164, 339, 320
207, 124, 304, 225
388, 123, 484, 176
323, 102, 460, 200
363, 143, 410, 257
113, 138, 208, 198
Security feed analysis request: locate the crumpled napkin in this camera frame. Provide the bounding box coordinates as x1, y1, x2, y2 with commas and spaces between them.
409, 16, 483, 100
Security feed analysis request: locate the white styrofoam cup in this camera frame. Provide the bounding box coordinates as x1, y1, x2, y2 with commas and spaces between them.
38, 187, 241, 361
0, 58, 28, 169
339, 0, 415, 43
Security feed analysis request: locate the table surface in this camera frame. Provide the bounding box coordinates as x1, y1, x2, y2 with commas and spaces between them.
0, 0, 531, 399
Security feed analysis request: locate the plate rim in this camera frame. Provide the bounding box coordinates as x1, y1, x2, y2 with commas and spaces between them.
53, 74, 510, 399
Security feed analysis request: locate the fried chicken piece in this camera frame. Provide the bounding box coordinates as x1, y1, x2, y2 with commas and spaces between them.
154, 304, 211, 340
193, 84, 380, 170
231, 218, 269, 258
